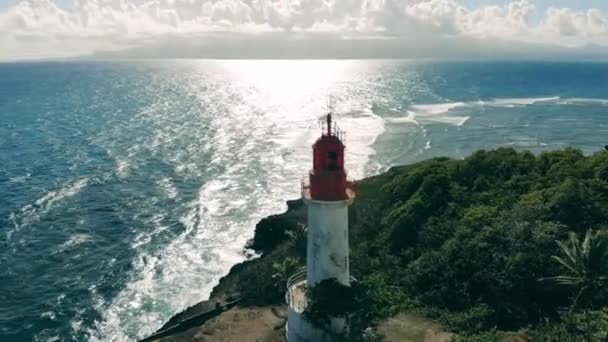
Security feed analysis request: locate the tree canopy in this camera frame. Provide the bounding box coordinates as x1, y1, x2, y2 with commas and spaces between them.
348, 148, 608, 337
231, 147, 608, 339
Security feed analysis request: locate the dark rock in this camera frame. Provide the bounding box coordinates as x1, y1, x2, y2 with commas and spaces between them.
247, 199, 306, 253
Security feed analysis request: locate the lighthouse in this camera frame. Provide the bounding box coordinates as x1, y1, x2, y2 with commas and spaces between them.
286, 110, 355, 341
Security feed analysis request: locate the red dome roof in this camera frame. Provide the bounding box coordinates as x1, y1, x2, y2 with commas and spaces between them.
306, 113, 353, 201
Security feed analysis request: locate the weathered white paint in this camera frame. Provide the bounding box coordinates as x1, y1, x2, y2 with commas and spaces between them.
305, 198, 351, 286
286, 195, 353, 341
287, 303, 346, 342
286, 277, 348, 342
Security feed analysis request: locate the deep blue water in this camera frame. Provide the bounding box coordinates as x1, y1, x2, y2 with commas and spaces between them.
0, 60, 607, 341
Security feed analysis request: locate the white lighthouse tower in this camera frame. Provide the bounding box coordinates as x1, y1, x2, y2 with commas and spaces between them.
286, 111, 355, 342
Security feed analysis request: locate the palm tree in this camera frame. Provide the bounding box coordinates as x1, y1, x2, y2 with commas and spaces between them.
541, 229, 608, 313
286, 223, 307, 251
271, 224, 306, 287
272, 256, 301, 288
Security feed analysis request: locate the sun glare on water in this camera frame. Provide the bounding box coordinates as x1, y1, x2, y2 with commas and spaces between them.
219, 60, 362, 95
87, 60, 388, 342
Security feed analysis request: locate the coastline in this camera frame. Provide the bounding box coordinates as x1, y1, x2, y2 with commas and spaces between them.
142, 147, 608, 341
143, 198, 308, 341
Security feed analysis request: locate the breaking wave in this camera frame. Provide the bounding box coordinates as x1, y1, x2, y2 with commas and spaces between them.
6, 178, 89, 243
384, 96, 608, 129
486, 96, 561, 107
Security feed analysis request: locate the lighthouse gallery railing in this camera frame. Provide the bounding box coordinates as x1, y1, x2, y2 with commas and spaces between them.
286, 269, 357, 314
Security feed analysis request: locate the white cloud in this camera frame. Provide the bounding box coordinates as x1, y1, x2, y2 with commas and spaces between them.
0, 0, 607, 60
543, 7, 608, 38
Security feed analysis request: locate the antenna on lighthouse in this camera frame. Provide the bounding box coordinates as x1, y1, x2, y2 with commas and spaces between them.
319, 95, 336, 136
317, 95, 346, 141
326, 95, 335, 136
328, 95, 335, 114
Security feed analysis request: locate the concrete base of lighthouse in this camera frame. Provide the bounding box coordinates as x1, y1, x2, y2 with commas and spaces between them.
286, 270, 348, 342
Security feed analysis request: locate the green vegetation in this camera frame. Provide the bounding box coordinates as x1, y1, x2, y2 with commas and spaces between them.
304, 279, 357, 322
349, 148, 608, 339
541, 229, 608, 313
217, 147, 608, 340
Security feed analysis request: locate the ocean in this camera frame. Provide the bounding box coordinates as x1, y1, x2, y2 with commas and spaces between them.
0, 60, 607, 341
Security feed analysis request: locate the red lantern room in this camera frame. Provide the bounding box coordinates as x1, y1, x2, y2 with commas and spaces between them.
306, 113, 354, 201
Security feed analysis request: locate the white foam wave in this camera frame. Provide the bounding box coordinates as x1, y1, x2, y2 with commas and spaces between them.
56, 233, 94, 253
157, 178, 178, 200
9, 173, 31, 183
130, 215, 166, 250
41, 311, 57, 320
337, 108, 386, 179
411, 102, 466, 115
405, 95, 608, 117
35, 179, 88, 208
88, 183, 263, 341
385, 111, 418, 124
33, 331, 60, 342
556, 97, 608, 106
384, 94, 608, 129
420, 115, 470, 127
387, 106, 470, 128
481, 96, 608, 108
115, 159, 130, 178
6, 178, 89, 242
488, 96, 560, 107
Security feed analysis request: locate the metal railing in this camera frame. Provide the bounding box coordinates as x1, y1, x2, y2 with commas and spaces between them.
285, 269, 358, 307
286, 268, 307, 291
301, 178, 310, 199
320, 121, 346, 142
286, 268, 308, 312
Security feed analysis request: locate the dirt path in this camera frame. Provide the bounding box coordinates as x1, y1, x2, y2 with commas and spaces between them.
157, 305, 287, 342
377, 313, 455, 342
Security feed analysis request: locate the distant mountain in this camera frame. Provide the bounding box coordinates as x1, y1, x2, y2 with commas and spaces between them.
87, 34, 608, 60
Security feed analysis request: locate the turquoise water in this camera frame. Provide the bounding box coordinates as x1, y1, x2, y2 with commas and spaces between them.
1, 60, 607, 341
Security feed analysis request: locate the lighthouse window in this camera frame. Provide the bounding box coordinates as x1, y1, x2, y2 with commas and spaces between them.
328, 151, 338, 170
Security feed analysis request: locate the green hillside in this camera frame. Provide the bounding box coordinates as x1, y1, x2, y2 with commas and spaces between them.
216, 148, 608, 340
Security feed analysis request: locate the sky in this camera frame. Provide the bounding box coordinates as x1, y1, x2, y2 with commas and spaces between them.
1, 0, 607, 60
464, 0, 608, 13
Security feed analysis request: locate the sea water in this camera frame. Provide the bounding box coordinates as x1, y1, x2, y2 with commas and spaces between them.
0, 60, 607, 341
